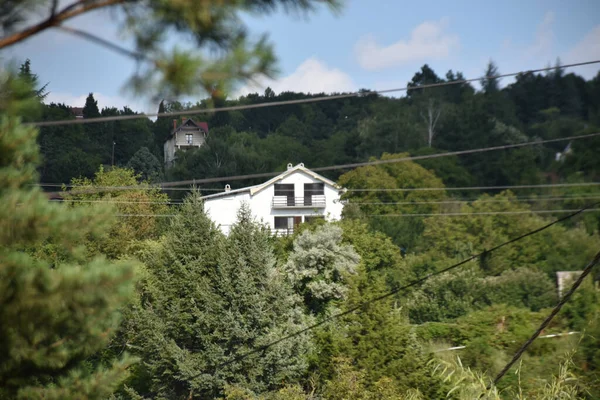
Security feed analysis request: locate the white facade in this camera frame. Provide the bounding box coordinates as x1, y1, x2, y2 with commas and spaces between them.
164, 118, 208, 167
203, 163, 344, 235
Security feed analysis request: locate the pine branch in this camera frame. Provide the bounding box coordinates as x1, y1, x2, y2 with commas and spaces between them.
0, 0, 126, 49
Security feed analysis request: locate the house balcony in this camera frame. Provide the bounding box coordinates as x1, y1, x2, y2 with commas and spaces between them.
271, 195, 326, 209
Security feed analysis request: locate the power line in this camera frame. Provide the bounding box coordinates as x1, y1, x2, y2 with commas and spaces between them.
41, 132, 600, 196
112, 207, 600, 218
367, 208, 600, 218
345, 181, 600, 193
117, 214, 177, 217
490, 250, 600, 388
37, 183, 224, 191
349, 195, 600, 206
27, 59, 600, 127
57, 194, 600, 207
190, 201, 598, 373
51, 199, 183, 205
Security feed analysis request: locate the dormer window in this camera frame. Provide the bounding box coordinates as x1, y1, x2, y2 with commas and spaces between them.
186, 134, 193, 144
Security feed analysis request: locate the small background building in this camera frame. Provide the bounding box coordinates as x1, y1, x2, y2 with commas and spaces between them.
164, 118, 209, 167
203, 163, 344, 235
556, 271, 583, 297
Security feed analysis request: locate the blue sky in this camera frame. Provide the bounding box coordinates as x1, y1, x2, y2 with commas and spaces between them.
5, 0, 600, 113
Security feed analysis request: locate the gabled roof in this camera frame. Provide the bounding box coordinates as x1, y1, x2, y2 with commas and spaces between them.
201, 163, 340, 201
249, 163, 338, 195
167, 118, 209, 139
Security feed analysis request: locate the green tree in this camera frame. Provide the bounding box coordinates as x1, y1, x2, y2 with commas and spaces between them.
127, 146, 162, 182
66, 166, 169, 258
0, 112, 137, 398
18, 58, 48, 101
331, 271, 448, 397
82, 92, 100, 119
339, 152, 446, 249
126, 199, 311, 398
285, 224, 359, 314
481, 60, 500, 94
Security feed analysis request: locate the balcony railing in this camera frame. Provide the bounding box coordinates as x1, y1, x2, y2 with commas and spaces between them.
272, 228, 294, 237
272, 195, 326, 208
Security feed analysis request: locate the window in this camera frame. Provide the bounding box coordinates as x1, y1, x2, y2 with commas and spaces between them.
274, 216, 289, 229
304, 183, 324, 206
304, 183, 324, 196
185, 134, 193, 144
274, 216, 302, 231
274, 183, 295, 206
274, 184, 294, 197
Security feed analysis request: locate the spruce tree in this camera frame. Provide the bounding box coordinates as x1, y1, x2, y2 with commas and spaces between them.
82, 93, 100, 118
127, 199, 311, 398
0, 106, 137, 396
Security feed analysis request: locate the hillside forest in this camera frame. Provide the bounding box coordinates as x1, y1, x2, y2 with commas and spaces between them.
2, 57, 600, 399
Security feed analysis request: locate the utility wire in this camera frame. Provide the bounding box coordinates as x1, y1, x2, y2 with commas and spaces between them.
37, 183, 224, 191
490, 249, 600, 388
187, 201, 598, 374
27, 59, 600, 127
367, 208, 600, 218
113, 207, 600, 218
41, 132, 600, 196
349, 195, 600, 206
345, 181, 600, 193
51, 199, 183, 205
53, 194, 600, 207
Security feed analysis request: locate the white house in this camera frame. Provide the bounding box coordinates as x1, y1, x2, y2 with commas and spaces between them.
164, 118, 209, 167
203, 163, 344, 235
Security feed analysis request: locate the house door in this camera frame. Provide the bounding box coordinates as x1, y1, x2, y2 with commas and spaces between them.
293, 216, 302, 229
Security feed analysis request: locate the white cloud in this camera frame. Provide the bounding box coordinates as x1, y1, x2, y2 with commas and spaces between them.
235, 57, 356, 97
354, 18, 459, 71
526, 11, 554, 59
46, 92, 155, 114
564, 25, 600, 79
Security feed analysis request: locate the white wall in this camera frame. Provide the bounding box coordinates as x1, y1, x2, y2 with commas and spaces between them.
203, 169, 343, 235
204, 191, 251, 235
175, 131, 206, 147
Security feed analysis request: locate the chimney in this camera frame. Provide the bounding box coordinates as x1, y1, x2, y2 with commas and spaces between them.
225, 184, 231, 192
173, 119, 177, 130
287, 163, 293, 170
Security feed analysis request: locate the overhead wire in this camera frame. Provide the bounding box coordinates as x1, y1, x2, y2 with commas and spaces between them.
40, 132, 600, 196
367, 208, 600, 218
182, 201, 599, 374
348, 194, 600, 206
490, 249, 600, 388
27, 59, 600, 127
344, 181, 600, 193
52, 194, 600, 207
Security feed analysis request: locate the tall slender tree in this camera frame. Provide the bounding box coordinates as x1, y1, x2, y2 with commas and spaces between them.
0, 73, 137, 398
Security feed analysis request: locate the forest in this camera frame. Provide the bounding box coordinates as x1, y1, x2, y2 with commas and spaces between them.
3, 54, 600, 398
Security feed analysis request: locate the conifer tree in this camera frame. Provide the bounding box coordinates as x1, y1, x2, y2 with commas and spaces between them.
82, 93, 100, 118
127, 199, 311, 398
18, 58, 48, 101
0, 77, 137, 398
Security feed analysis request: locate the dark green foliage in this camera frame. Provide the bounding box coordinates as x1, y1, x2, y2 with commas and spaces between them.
82, 93, 100, 119
478, 267, 557, 311
126, 146, 162, 182
1, 82, 137, 397
126, 198, 311, 398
